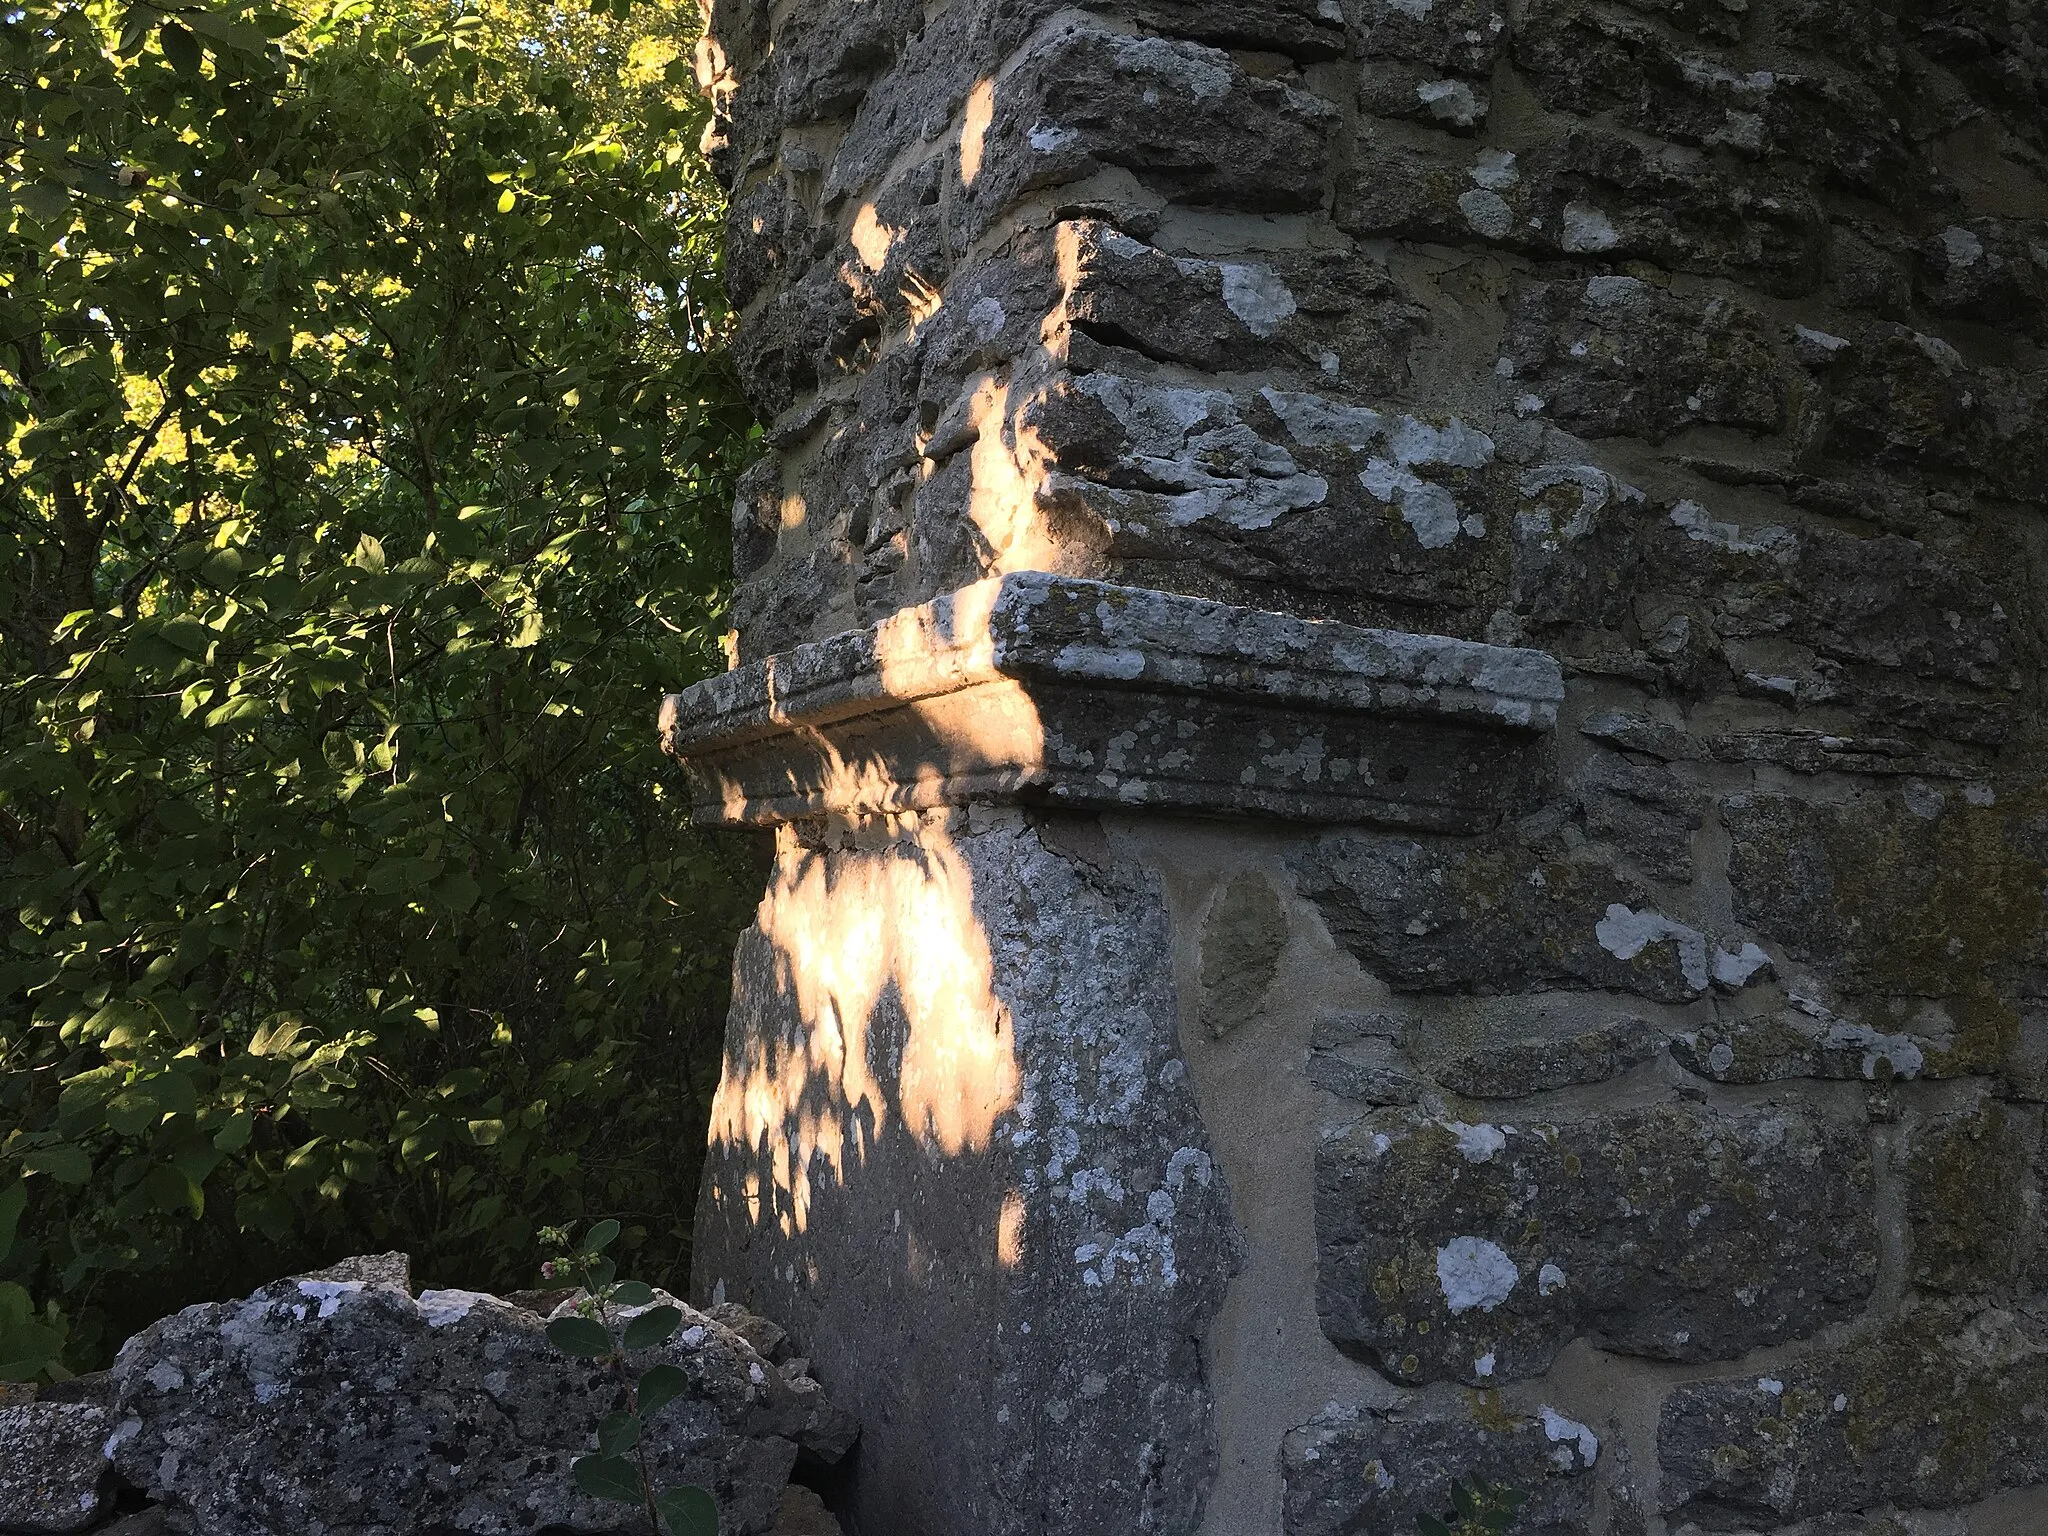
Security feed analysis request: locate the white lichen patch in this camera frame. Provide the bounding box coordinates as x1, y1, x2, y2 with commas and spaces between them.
1596, 903, 1709, 993
1436, 1236, 1518, 1315
1539, 1406, 1599, 1468
295, 1280, 363, 1321
1560, 201, 1619, 252
1712, 943, 1772, 989
417, 1290, 488, 1329
1458, 189, 1513, 240
1447, 1121, 1508, 1163
1219, 263, 1297, 336
1537, 1262, 1568, 1297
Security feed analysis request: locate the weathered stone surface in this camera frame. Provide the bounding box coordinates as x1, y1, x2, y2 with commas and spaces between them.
1299, 828, 1718, 1002
1723, 789, 2048, 1063
1199, 875, 1288, 1038
1658, 1302, 2048, 1527
1281, 1391, 1603, 1536
692, 809, 1238, 1536
1433, 1016, 1663, 1098
0, 1400, 109, 1534
1907, 1097, 2043, 1294
104, 1270, 852, 1536
1501, 276, 1788, 442
662, 572, 1561, 830
1317, 1101, 1878, 1384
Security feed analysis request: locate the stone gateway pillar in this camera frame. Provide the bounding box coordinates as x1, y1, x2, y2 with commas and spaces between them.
665, 1, 2048, 1531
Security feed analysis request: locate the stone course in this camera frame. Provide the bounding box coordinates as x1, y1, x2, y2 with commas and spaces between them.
672, 0, 2048, 1528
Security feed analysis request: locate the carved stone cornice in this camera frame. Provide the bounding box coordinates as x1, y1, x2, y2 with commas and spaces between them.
659, 573, 1562, 831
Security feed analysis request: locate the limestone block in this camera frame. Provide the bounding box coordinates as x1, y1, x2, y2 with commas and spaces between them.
1658, 1302, 2048, 1526
1431, 1016, 1664, 1099
1298, 829, 1716, 1001
1500, 276, 1788, 442
1282, 1392, 1603, 1536
103, 1273, 853, 1536
661, 572, 1562, 830
1723, 789, 2048, 1037
1513, 2, 1936, 209
1316, 1102, 1878, 1384
1906, 1098, 2043, 1294
1337, 128, 1831, 297
690, 808, 1236, 1536
0, 1399, 110, 1534
957, 23, 1335, 245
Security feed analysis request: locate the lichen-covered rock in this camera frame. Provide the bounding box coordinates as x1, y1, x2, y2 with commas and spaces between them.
103, 1267, 853, 1536
1298, 830, 1716, 1002
1907, 1097, 2043, 1294
1431, 1016, 1663, 1099
1658, 1302, 2048, 1526
0, 1398, 110, 1533
1317, 1101, 1878, 1383
1281, 1390, 1603, 1536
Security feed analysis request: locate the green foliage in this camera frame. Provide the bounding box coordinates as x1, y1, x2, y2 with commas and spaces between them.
1417, 1476, 1530, 1536
545, 1222, 718, 1536
0, 0, 759, 1374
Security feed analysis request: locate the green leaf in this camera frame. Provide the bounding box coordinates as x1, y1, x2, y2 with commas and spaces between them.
0, 1184, 27, 1260
595, 1408, 640, 1456
158, 20, 202, 73
1416, 1518, 1452, 1536
546, 1315, 615, 1360
21, 1149, 92, 1186
622, 1304, 682, 1351
571, 1453, 642, 1505
15, 183, 70, 223
654, 1485, 719, 1536
583, 1218, 620, 1253
636, 1362, 689, 1419
610, 1280, 655, 1308
1452, 1481, 1478, 1520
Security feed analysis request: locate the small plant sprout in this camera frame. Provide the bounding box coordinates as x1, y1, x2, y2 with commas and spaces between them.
1417, 1475, 1529, 1536
543, 1221, 720, 1536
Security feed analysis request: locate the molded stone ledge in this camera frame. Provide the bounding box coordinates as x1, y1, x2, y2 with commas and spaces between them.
659, 572, 1563, 830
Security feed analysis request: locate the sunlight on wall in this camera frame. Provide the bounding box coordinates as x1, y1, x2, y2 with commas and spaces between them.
707, 815, 1022, 1239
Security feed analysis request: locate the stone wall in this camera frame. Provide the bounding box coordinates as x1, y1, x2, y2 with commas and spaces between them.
671, 0, 2048, 1531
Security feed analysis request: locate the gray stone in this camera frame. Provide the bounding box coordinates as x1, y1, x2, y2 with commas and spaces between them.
1299, 829, 1713, 1003
1501, 276, 1789, 442
1282, 1391, 1603, 1536
0, 1400, 109, 1534
690, 808, 1238, 1536
1907, 1097, 2042, 1295
1658, 1302, 2048, 1526
1200, 875, 1289, 1037
1317, 1101, 1878, 1383
662, 572, 1562, 831
1433, 1016, 1663, 1098
104, 1269, 853, 1536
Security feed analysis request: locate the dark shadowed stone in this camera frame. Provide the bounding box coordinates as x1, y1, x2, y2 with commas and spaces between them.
1907, 1097, 2042, 1294
104, 1272, 852, 1536
1298, 830, 1711, 1002
1501, 276, 1789, 442
0, 1399, 110, 1534
1433, 1016, 1662, 1098
1317, 1101, 1877, 1384
1658, 1301, 2048, 1527
1282, 1390, 1603, 1536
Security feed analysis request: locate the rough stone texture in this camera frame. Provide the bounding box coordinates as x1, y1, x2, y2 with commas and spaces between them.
690, 809, 1237, 1536
0, 1399, 109, 1533
101, 1268, 852, 1536
1659, 1301, 2048, 1527
682, 0, 2048, 1524
660, 571, 1562, 830
1198, 874, 1287, 1038
1318, 1102, 1878, 1385
1281, 1391, 1604, 1536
